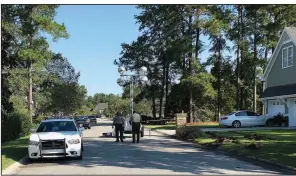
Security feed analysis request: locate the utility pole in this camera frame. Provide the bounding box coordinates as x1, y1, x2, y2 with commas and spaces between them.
130, 77, 134, 116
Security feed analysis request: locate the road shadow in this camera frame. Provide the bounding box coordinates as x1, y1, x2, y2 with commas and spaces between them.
21, 133, 295, 175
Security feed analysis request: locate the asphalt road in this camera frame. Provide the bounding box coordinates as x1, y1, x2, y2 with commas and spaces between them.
11, 119, 293, 175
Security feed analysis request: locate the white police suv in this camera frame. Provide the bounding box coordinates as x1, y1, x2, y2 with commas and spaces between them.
28, 117, 84, 161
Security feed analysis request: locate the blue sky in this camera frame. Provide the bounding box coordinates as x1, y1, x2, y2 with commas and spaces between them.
48, 5, 142, 96
48, 5, 233, 96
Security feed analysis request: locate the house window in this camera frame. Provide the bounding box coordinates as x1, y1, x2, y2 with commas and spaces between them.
282, 46, 293, 68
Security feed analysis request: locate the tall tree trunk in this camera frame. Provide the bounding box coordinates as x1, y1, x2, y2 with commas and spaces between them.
239, 5, 244, 110
261, 47, 269, 114
159, 53, 166, 119
236, 5, 241, 111
28, 61, 33, 123
253, 14, 258, 113
188, 14, 193, 123
152, 90, 156, 118
194, 27, 200, 122
253, 36, 257, 113
182, 22, 186, 72
164, 62, 170, 118
217, 36, 222, 121
195, 28, 200, 62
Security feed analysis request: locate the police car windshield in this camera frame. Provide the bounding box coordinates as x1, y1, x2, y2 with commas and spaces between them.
36, 121, 77, 132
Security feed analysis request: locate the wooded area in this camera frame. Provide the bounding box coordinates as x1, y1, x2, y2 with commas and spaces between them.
114, 5, 296, 123
2, 5, 296, 142
1, 5, 86, 142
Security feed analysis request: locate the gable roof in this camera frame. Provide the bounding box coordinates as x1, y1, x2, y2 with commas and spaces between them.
286, 27, 296, 41
263, 27, 296, 80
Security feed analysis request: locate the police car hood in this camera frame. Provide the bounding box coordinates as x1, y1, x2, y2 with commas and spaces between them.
30, 131, 80, 141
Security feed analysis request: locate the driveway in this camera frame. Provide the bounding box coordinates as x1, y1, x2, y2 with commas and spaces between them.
8, 120, 292, 175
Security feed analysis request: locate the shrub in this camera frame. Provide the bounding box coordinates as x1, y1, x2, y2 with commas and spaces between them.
2, 110, 32, 143
176, 126, 207, 140
269, 113, 289, 127
33, 115, 46, 124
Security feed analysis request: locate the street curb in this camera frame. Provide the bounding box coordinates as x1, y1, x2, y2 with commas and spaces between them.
154, 129, 296, 174
2, 155, 28, 175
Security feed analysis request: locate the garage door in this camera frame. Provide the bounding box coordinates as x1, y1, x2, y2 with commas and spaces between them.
268, 100, 285, 116
288, 99, 296, 127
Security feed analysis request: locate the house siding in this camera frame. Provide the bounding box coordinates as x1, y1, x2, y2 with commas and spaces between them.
267, 41, 296, 88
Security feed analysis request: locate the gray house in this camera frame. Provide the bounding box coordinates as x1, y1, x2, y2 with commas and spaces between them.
261, 27, 296, 127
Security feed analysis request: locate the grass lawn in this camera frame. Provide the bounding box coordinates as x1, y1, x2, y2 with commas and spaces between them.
187, 122, 221, 128
195, 129, 296, 168
145, 122, 221, 130
1, 136, 30, 171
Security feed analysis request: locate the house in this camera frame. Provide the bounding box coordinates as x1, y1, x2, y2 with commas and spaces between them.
261, 27, 296, 127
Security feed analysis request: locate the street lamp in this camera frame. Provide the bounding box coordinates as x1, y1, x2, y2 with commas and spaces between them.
117, 66, 148, 117
118, 66, 126, 76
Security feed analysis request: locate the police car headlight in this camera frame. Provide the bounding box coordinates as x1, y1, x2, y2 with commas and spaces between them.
29, 140, 39, 146
68, 139, 80, 144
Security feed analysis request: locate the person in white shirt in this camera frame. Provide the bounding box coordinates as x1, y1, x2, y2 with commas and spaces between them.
130, 111, 141, 143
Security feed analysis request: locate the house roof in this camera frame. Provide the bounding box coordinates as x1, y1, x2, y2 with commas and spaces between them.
285, 27, 296, 41
261, 83, 296, 98
263, 27, 296, 80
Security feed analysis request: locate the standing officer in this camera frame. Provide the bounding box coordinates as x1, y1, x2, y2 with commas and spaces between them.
130, 111, 141, 143
112, 111, 125, 142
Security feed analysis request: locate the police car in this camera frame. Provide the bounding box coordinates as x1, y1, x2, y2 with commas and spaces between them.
28, 117, 84, 161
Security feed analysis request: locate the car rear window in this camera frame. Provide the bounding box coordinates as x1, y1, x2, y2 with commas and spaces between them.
226, 112, 236, 116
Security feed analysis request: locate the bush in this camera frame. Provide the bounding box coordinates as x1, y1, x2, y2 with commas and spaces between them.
33, 115, 46, 124
269, 113, 289, 127
2, 110, 32, 143
176, 126, 207, 140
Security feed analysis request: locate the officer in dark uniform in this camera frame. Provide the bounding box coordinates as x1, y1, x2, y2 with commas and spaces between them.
112, 111, 125, 142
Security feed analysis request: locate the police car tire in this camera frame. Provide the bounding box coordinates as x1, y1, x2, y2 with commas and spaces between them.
75, 150, 83, 160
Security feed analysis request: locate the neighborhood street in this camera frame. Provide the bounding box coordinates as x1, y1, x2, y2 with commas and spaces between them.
8, 120, 291, 175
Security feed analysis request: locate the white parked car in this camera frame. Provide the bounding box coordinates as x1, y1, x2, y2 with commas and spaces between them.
112, 116, 144, 137
28, 117, 85, 161
219, 110, 273, 128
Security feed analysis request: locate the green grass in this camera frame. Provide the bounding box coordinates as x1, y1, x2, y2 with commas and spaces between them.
195, 129, 296, 168
1, 136, 30, 171
188, 124, 222, 128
